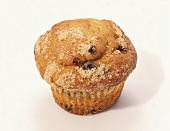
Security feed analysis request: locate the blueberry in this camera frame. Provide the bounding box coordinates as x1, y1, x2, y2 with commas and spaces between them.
91, 109, 96, 114
65, 104, 72, 111
117, 46, 126, 53
87, 64, 96, 69
72, 58, 80, 66
82, 63, 97, 70
88, 45, 96, 54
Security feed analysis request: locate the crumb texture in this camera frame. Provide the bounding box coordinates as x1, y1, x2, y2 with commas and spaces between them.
34, 18, 137, 91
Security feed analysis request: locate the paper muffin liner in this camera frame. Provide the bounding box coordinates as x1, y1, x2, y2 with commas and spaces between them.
51, 82, 124, 115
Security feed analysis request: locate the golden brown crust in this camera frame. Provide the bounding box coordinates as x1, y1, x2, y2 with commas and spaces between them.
34, 18, 137, 91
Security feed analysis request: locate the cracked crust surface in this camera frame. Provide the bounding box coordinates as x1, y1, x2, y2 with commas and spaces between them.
34, 18, 137, 92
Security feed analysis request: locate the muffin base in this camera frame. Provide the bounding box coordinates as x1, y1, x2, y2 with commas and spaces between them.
51, 82, 124, 115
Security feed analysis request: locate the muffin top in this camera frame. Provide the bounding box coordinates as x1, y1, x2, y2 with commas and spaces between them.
34, 18, 137, 92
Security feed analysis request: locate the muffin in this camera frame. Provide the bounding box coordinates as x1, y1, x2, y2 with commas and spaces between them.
34, 18, 137, 115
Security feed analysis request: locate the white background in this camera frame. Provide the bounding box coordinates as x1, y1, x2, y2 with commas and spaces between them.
0, 0, 170, 131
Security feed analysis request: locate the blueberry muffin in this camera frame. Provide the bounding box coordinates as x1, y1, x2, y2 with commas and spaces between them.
34, 18, 137, 115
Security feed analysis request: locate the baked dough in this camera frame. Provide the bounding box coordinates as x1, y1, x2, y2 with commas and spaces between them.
34, 18, 137, 115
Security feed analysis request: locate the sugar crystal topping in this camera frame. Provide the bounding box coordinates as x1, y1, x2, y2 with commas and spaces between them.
77, 43, 92, 56
57, 28, 84, 41
43, 61, 57, 83
35, 31, 51, 55
55, 72, 76, 88
114, 25, 127, 48
77, 63, 108, 82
